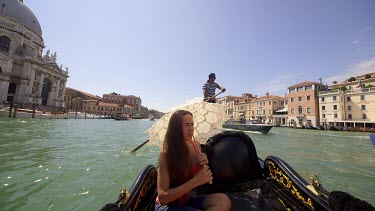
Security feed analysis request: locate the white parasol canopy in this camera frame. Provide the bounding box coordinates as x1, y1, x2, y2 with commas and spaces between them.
146, 101, 228, 148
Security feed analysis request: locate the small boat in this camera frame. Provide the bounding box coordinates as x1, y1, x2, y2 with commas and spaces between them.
305, 125, 318, 130
223, 120, 273, 133
101, 131, 374, 210
149, 116, 155, 121
111, 116, 130, 121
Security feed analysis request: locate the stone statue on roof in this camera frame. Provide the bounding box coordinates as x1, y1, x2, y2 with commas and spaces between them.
44, 50, 50, 59
51, 52, 57, 62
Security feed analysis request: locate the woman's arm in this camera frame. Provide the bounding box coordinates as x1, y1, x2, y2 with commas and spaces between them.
157, 155, 212, 205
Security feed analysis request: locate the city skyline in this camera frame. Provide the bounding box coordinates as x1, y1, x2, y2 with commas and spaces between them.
27, 0, 375, 112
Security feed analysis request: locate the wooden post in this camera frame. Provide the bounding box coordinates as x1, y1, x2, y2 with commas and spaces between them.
9, 101, 13, 117
32, 103, 36, 118
13, 104, 17, 118
85, 110, 87, 119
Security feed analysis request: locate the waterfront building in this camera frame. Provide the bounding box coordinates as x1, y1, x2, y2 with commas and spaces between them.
319, 73, 375, 130
103, 93, 142, 114
249, 93, 285, 124
0, 0, 69, 107
148, 109, 164, 119
287, 81, 325, 127
217, 95, 241, 119
65, 87, 102, 112
234, 93, 254, 120
82, 101, 133, 117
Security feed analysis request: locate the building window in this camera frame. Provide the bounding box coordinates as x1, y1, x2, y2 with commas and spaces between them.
289, 89, 295, 93
307, 96, 311, 101
333, 105, 337, 110
305, 85, 312, 90
0, 36, 11, 52
291, 98, 294, 102
333, 96, 337, 101
307, 108, 311, 114
297, 87, 304, 92
269, 101, 271, 105
321, 97, 325, 102
298, 97, 302, 101
347, 96, 351, 101
360, 95, 365, 100
269, 109, 271, 114
263, 102, 265, 106
273, 101, 276, 105
361, 105, 366, 110
362, 114, 367, 119
291, 108, 294, 114
322, 106, 325, 110
322, 114, 326, 118
348, 114, 352, 120
298, 106, 303, 115
334, 113, 338, 118
348, 105, 351, 110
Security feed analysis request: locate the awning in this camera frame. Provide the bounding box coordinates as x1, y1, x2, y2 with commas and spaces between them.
276, 107, 288, 113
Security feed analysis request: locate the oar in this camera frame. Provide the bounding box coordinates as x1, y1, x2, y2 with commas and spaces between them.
204, 90, 225, 102
131, 139, 150, 153
370, 134, 375, 147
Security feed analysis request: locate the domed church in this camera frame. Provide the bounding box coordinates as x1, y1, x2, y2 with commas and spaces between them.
0, 0, 68, 107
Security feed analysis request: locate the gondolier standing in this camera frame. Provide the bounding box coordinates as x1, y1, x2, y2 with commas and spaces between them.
203, 73, 226, 103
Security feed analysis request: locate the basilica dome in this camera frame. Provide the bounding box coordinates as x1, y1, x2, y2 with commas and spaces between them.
0, 0, 42, 37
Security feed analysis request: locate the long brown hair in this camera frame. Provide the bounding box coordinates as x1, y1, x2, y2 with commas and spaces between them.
159, 110, 193, 187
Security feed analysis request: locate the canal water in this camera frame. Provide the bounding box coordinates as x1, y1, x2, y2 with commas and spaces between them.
0, 118, 374, 210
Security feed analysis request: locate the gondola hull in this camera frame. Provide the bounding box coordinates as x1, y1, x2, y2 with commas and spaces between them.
104, 131, 373, 211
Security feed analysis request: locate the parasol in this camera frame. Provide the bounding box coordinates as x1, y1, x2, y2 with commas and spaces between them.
146, 101, 228, 149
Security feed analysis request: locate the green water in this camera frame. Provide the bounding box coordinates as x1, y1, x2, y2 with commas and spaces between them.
0, 118, 374, 210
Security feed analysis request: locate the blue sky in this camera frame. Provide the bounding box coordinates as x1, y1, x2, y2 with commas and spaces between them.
27, 0, 375, 112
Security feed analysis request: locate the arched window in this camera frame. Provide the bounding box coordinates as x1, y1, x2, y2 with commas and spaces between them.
0, 66, 2, 73
0, 36, 11, 52
298, 106, 303, 115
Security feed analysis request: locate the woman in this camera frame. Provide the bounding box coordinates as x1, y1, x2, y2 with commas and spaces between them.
155, 110, 231, 211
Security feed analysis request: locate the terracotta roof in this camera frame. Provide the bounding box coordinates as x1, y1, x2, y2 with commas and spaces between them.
82, 100, 98, 102
98, 102, 119, 107
331, 77, 375, 88
287, 81, 319, 89
66, 87, 102, 100
254, 95, 282, 101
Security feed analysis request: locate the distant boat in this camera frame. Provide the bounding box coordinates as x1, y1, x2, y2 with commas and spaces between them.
149, 116, 155, 121
223, 120, 273, 133
111, 116, 130, 121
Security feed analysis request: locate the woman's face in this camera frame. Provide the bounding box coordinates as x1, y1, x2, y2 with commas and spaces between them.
182, 114, 194, 142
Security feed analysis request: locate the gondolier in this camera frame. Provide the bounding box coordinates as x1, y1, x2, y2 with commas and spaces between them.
203, 73, 226, 103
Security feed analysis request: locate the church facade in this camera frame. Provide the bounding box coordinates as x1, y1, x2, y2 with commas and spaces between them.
0, 0, 68, 108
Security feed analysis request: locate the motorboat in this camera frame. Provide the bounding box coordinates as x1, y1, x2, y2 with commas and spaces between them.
223, 120, 273, 133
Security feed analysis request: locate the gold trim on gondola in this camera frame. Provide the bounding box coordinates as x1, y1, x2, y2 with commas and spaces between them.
268, 161, 315, 210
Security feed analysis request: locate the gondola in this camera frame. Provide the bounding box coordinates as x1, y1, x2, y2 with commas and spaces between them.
101, 131, 374, 211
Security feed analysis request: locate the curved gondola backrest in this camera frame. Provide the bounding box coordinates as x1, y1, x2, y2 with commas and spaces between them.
264, 156, 330, 211
120, 165, 158, 211
205, 131, 263, 184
